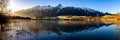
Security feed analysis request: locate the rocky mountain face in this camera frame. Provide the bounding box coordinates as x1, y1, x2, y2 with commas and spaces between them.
12, 4, 112, 18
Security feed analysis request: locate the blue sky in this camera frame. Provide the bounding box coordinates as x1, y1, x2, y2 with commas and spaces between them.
10, 0, 120, 13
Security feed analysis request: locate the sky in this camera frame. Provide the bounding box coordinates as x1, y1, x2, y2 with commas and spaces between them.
10, 0, 120, 13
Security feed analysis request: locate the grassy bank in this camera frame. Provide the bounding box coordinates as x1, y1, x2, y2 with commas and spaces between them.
8, 15, 120, 21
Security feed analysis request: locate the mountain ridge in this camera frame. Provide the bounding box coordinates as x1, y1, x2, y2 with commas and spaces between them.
12, 4, 112, 18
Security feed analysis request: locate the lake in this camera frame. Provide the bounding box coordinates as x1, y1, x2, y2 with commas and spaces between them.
0, 19, 120, 40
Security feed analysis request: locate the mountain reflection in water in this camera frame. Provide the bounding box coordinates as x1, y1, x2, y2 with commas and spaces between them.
0, 19, 120, 40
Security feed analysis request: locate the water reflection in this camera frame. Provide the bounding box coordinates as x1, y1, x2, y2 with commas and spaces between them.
0, 19, 120, 40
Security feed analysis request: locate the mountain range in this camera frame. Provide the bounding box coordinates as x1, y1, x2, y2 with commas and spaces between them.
12, 4, 112, 18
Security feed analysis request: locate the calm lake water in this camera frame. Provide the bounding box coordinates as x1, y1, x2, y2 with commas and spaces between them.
0, 19, 120, 40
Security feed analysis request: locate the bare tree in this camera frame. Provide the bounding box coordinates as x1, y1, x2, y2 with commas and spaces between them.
0, 0, 10, 22
0, 0, 10, 14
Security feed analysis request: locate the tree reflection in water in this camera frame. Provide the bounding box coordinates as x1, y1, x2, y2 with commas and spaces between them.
0, 19, 115, 40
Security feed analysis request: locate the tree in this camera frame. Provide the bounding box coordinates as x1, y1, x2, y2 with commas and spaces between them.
0, 0, 9, 23
0, 0, 9, 13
